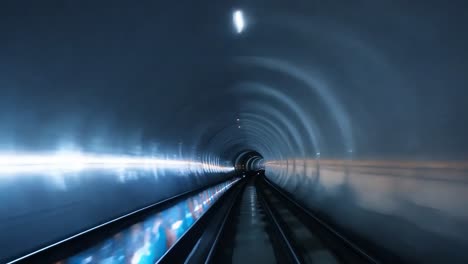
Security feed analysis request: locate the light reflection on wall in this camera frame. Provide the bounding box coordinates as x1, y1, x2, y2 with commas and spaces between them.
265, 158, 468, 261
0, 152, 234, 175
0, 148, 234, 262
58, 178, 238, 264
0, 152, 234, 190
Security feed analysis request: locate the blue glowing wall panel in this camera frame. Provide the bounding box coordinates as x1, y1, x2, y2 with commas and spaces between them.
60, 179, 238, 264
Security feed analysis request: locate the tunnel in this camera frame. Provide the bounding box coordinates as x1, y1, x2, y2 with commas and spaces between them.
234, 150, 264, 173
1, 1, 468, 264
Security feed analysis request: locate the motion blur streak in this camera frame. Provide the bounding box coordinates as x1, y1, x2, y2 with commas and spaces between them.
0, 152, 234, 175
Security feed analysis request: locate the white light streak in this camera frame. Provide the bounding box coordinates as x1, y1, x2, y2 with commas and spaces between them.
194, 204, 203, 212
171, 220, 183, 230
0, 152, 234, 175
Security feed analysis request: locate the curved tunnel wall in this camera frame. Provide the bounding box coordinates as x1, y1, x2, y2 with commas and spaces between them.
0, 1, 240, 261
224, 1, 468, 263
0, 1, 467, 263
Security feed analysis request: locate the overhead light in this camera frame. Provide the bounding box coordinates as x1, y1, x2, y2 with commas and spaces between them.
233, 10, 245, 33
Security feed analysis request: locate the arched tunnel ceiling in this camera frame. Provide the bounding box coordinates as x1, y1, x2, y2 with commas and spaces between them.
0, 1, 466, 161
1, 1, 468, 263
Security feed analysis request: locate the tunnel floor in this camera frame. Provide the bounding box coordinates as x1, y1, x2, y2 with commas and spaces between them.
208, 174, 373, 264
230, 183, 276, 264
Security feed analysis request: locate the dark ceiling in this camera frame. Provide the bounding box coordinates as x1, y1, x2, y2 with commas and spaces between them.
1, 0, 467, 161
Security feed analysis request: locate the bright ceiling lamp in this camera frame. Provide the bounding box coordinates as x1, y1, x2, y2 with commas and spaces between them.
233, 9, 245, 33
